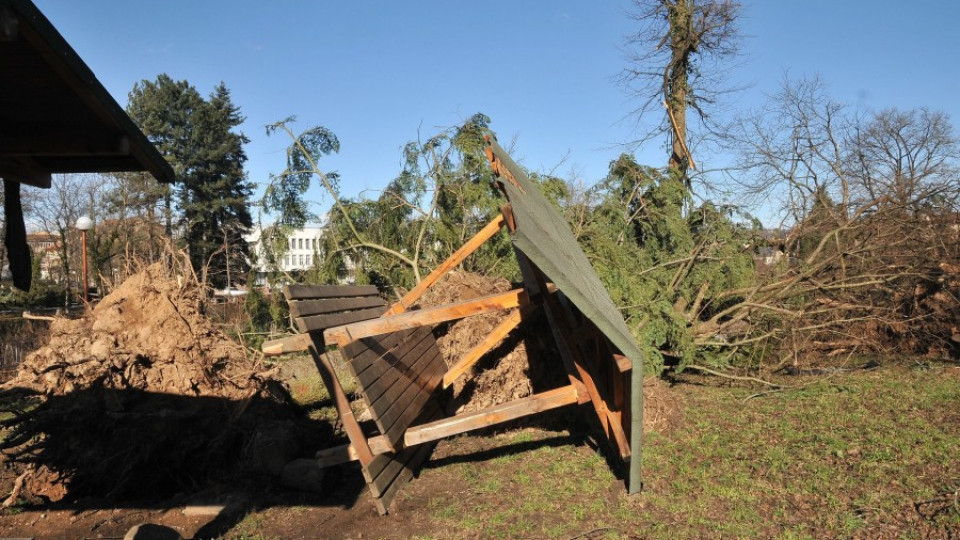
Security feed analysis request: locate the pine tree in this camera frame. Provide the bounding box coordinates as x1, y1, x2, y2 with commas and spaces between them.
126, 76, 253, 288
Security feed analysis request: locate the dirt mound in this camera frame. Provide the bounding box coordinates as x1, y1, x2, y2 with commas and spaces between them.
0, 261, 321, 503
415, 272, 541, 412
7, 263, 261, 398
643, 377, 683, 433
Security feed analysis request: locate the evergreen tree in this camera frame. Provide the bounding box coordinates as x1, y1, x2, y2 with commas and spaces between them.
126, 76, 253, 288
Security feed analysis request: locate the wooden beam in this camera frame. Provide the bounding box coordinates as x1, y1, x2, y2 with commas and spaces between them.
0, 131, 130, 157
324, 288, 527, 346
533, 266, 631, 458
0, 157, 52, 188
261, 334, 311, 356
384, 214, 506, 316
307, 344, 374, 465
315, 443, 359, 468
400, 385, 579, 448
442, 307, 524, 388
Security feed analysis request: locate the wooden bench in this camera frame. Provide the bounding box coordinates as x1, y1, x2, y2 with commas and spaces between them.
282, 284, 446, 514
265, 143, 646, 509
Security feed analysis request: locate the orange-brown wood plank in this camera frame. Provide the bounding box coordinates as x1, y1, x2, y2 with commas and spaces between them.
295, 307, 387, 334
324, 288, 526, 345
261, 334, 311, 356
442, 306, 525, 389
402, 385, 579, 447
289, 295, 386, 318
384, 214, 506, 316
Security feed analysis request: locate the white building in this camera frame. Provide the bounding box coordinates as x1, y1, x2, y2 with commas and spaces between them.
245, 226, 358, 286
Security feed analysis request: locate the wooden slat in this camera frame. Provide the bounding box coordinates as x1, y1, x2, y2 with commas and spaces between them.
342, 328, 412, 364
368, 344, 442, 428
377, 350, 445, 446
294, 307, 386, 334
284, 284, 379, 300
261, 334, 312, 356
402, 386, 580, 448
370, 402, 443, 514
324, 288, 527, 346
350, 327, 431, 381
372, 439, 435, 515
384, 214, 506, 316
361, 330, 438, 406
443, 307, 523, 388
289, 295, 386, 318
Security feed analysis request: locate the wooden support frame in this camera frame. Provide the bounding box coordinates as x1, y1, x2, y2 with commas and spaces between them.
442, 306, 526, 388
324, 288, 527, 346
270, 165, 642, 511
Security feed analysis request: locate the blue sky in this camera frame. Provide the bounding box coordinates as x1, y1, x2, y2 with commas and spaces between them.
33, 1, 960, 220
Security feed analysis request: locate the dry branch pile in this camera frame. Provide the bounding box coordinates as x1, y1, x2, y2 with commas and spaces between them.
0, 260, 316, 503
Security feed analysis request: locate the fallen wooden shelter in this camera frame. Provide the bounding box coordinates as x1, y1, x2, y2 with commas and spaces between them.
266, 136, 644, 514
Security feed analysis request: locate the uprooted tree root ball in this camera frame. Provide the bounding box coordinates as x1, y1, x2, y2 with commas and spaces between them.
0, 261, 328, 503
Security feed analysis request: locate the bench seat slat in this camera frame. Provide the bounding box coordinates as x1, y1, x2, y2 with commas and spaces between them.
289, 296, 386, 318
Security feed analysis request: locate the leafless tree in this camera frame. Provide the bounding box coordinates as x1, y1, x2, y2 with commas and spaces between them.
726, 77, 960, 361
621, 0, 742, 176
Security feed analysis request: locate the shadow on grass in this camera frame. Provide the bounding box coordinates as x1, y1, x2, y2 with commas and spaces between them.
0, 384, 366, 538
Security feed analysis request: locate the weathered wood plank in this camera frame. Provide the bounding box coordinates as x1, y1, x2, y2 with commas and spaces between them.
371, 402, 443, 515
324, 288, 527, 346
314, 443, 358, 468
368, 344, 441, 425
261, 334, 311, 356
362, 331, 438, 407
402, 386, 579, 448
383, 359, 443, 447
284, 284, 379, 299
384, 214, 506, 316
289, 295, 386, 318
443, 307, 523, 388
341, 329, 412, 365
295, 307, 386, 334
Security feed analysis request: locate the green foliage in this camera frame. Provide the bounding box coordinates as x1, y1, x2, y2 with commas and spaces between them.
577, 154, 758, 373
127, 75, 254, 289
265, 114, 518, 292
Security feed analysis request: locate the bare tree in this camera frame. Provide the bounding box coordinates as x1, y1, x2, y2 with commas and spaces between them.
621, 0, 742, 177
728, 77, 960, 361
848, 108, 959, 212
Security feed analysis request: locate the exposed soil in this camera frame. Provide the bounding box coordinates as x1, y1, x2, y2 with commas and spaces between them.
415, 271, 549, 413
0, 261, 329, 506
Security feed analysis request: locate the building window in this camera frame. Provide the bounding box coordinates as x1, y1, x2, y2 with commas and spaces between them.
312, 238, 317, 250
290, 238, 295, 250
299, 254, 305, 266
298, 238, 303, 250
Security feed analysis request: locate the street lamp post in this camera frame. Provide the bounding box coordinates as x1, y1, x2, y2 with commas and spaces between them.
76, 215, 93, 303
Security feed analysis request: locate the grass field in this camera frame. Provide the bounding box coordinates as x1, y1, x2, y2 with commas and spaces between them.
227, 360, 960, 539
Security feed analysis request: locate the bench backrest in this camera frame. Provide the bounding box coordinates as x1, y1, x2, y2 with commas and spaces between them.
283, 284, 445, 450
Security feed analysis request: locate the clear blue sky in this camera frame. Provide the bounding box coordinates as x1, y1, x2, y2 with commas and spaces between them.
33, 0, 960, 219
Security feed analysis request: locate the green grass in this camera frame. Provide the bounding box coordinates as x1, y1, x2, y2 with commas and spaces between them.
417, 364, 960, 539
